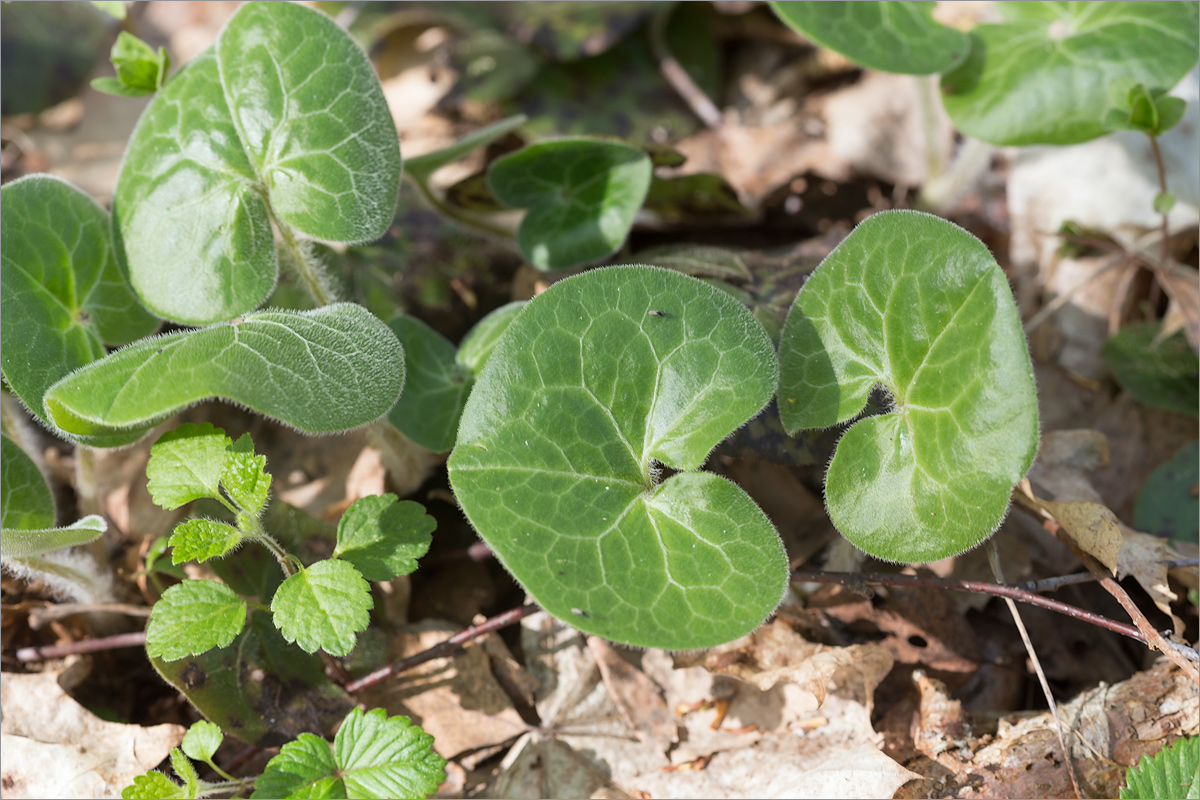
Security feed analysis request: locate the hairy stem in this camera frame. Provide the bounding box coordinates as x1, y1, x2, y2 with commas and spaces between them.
269, 207, 339, 307
408, 175, 514, 240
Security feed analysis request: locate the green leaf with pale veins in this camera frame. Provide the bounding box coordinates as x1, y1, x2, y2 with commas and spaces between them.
1, 433, 55, 531
941, 2, 1200, 145
488, 138, 652, 271
387, 303, 525, 452
333, 494, 435, 581
147, 423, 232, 510
146, 579, 247, 661
768, 1, 966, 75
180, 721, 223, 763
44, 304, 405, 441
1, 516, 107, 558
122, 771, 185, 800
113, 1, 401, 324
449, 265, 787, 650
778, 210, 1038, 563
252, 708, 446, 800
1, 175, 159, 447
169, 519, 243, 564
271, 559, 371, 656
1121, 737, 1199, 799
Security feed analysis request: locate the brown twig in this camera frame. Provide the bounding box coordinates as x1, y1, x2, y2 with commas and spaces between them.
1017, 559, 1198, 594
27, 602, 152, 630
345, 603, 540, 693
16, 631, 147, 662
1076, 551, 1199, 681
790, 569, 1198, 663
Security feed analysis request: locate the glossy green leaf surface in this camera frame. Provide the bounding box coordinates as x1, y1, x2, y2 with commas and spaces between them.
113, 1, 401, 324
1135, 441, 1199, 543
941, 2, 1200, 145
150, 611, 354, 749
1103, 322, 1199, 417
1121, 737, 1199, 799
253, 708, 446, 800
1, 516, 107, 559
778, 211, 1038, 563
768, 1, 966, 75
387, 303, 525, 452
488, 138, 652, 270
449, 266, 787, 649
181, 721, 223, 763
45, 304, 405, 440
146, 579, 247, 661
333, 494, 435, 581
271, 559, 371, 656
169, 519, 243, 564
1, 434, 54, 531
1, 175, 159, 447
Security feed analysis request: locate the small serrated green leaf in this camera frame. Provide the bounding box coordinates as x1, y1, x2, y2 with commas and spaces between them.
1, 516, 107, 558
1, 433, 55, 531
251, 732, 341, 799
252, 708, 446, 800
488, 138, 652, 271
147, 424, 232, 510
44, 305, 405, 441
181, 720, 223, 763
169, 749, 199, 799
333, 494, 435, 581
222, 436, 271, 516
768, 0, 967, 75
146, 580, 247, 661
778, 210, 1038, 563
169, 519, 244, 564
122, 771, 185, 800
271, 560, 371, 656
1122, 737, 1199, 799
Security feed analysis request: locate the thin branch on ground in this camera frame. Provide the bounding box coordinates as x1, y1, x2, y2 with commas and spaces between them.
789, 568, 1199, 663
1017, 559, 1198, 594
987, 541, 1083, 800
345, 603, 540, 693
27, 602, 152, 630
16, 631, 147, 662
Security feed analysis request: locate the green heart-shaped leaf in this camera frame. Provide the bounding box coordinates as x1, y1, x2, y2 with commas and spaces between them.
449, 265, 787, 649
44, 304, 405, 441
778, 210, 1038, 563
488, 138, 652, 271
1, 434, 55, 531
113, 1, 401, 324
1, 175, 159, 447
387, 302, 525, 452
941, 2, 1200, 145
768, 1, 967, 75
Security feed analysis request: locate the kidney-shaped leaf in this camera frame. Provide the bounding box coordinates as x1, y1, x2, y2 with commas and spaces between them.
44, 304, 405, 441
768, 1, 967, 75
1, 175, 159, 446
113, 1, 401, 324
778, 210, 1038, 563
941, 2, 1200, 145
449, 266, 787, 649
488, 138, 652, 271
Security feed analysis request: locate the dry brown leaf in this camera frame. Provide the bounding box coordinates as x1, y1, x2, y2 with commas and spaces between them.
1037, 499, 1124, 574
1155, 261, 1200, 352
1116, 524, 1183, 633
587, 637, 678, 754
0, 662, 184, 799
488, 733, 633, 800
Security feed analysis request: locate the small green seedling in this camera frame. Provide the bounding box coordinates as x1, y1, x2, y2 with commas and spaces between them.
387, 302, 526, 452
1, 433, 110, 602
123, 711, 446, 800
778, 210, 1039, 563
91, 31, 170, 97
142, 423, 435, 660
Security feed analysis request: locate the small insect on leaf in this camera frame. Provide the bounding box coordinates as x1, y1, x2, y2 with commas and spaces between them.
647, 309, 669, 317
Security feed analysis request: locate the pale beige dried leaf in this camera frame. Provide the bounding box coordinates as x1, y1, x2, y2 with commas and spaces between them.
1117, 524, 1183, 633
587, 637, 678, 754
1155, 261, 1199, 352
1039, 499, 1124, 574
